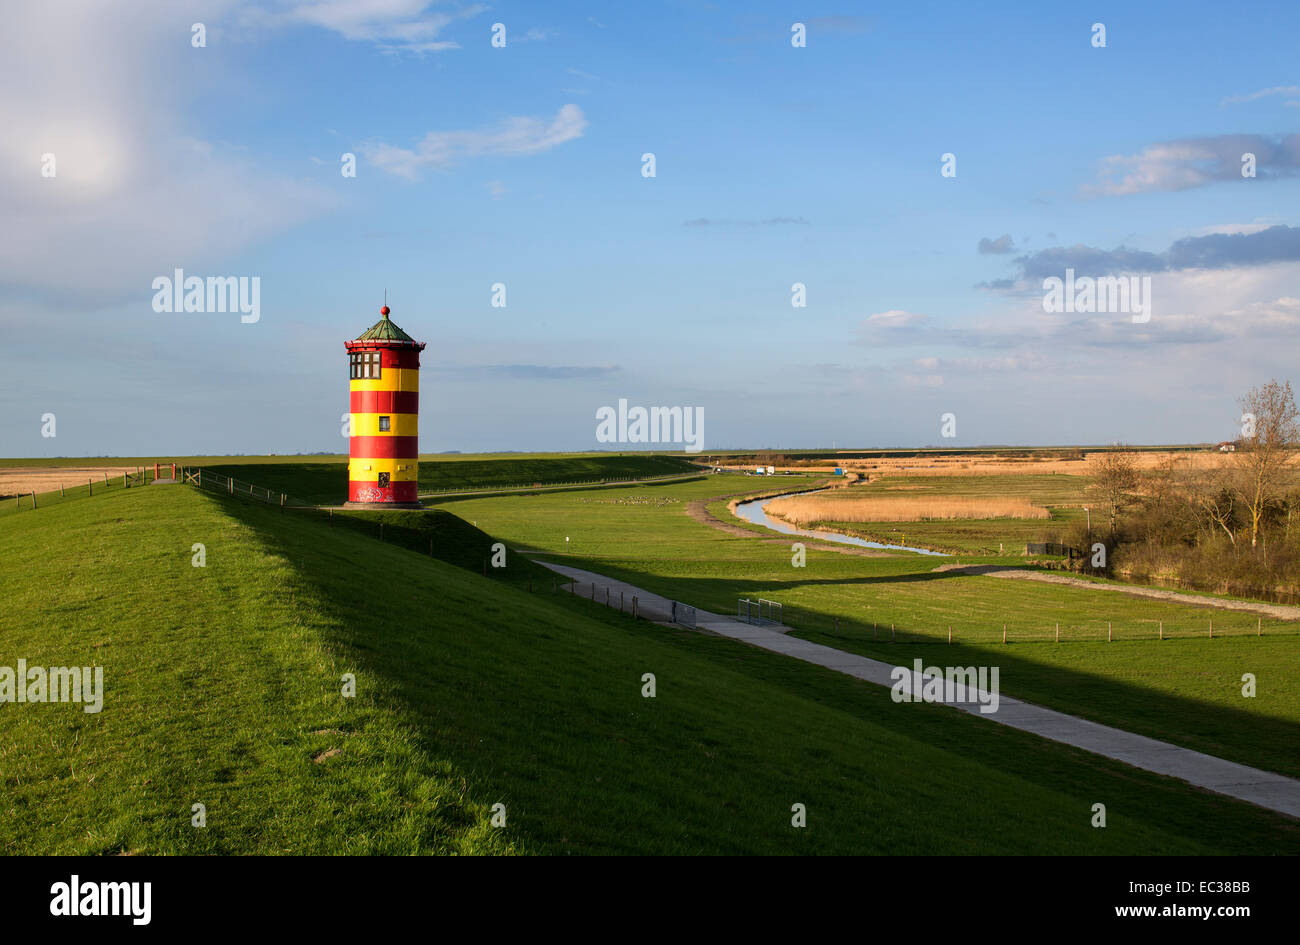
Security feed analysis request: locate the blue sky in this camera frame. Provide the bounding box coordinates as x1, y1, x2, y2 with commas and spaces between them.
4, 0, 1300, 456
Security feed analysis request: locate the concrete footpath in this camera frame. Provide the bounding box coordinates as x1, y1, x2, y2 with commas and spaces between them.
541, 561, 1300, 819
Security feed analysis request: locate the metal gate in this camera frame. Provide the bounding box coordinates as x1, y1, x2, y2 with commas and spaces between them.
738, 597, 782, 626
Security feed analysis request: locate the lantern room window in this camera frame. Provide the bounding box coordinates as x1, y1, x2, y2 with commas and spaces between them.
349, 351, 382, 379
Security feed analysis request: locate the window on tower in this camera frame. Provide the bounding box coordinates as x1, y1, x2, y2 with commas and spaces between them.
349, 351, 382, 379
378, 416, 391, 432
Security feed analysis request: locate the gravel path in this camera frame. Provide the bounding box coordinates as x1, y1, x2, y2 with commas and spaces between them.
540, 560, 1300, 819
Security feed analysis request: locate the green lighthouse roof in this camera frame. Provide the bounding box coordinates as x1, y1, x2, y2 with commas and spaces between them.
356, 305, 416, 343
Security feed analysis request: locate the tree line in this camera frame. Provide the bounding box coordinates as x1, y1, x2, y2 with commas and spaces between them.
1075, 379, 1300, 600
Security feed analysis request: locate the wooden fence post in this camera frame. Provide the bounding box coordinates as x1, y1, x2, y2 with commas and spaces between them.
88, 478, 92, 496
31, 491, 36, 509
1108, 621, 1112, 642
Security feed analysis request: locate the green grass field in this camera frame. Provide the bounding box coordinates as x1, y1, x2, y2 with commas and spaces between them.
433, 475, 1300, 779
0, 453, 703, 506
4, 480, 1297, 853
207, 454, 700, 504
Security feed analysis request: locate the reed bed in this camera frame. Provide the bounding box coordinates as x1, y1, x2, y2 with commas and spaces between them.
766, 494, 1051, 524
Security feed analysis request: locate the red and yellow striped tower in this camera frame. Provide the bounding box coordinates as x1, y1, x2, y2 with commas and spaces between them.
345, 303, 426, 506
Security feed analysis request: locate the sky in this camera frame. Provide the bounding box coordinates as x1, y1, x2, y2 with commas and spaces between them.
3, 0, 1300, 457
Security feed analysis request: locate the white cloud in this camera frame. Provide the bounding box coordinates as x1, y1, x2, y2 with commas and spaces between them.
1188, 222, 1278, 237
0, 0, 333, 308
1220, 85, 1300, 106
364, 105, 588, 179
864, 309, 927, 326
1089, 141, 1224, 195
1085, 134, 1300, 196
248, 0, 489, 53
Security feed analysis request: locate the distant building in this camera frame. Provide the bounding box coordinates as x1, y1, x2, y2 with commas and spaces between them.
1218, 441, 1237, 453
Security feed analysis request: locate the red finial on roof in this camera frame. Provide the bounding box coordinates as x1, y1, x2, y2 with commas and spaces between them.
380, 305, 390, 317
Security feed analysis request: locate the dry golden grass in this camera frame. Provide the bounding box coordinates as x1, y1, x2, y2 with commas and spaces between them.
722, 450, 1242, 479
0, 466, 139, 497
766, 494, 1051, 524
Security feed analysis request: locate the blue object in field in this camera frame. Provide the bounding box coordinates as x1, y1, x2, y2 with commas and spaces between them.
834, 467, 844, 475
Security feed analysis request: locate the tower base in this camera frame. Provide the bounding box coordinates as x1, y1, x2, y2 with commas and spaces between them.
340, 501, 424, 510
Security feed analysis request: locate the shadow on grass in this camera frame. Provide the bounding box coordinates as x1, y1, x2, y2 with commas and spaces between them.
526, 556, 1300, 781
206, 489, 1300, 854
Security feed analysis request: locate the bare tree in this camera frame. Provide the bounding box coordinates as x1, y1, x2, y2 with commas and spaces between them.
1188, 465, 1237, 546
1232, 379, 1299, 549
1088, 447, 1140, 535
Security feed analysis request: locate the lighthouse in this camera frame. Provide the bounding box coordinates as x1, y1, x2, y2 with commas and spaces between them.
345, 303, 426, 506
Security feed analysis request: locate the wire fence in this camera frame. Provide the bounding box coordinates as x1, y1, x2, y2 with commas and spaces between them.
6, 465, 178, 510
420, 472, 703, 495
771, 602, 1300, 645
183, 466, 298, 508
16, 464, 1298, 646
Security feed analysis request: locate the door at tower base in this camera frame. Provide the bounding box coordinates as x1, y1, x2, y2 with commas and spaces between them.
349, 481, 418, 503
347, 460, 419, 503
